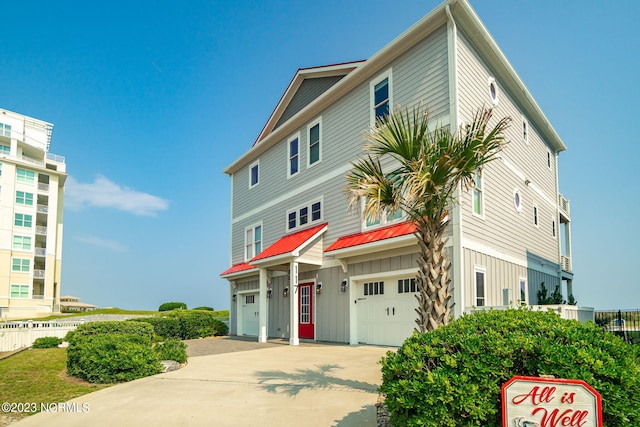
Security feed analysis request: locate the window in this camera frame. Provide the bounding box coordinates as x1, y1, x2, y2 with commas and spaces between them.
288, 135, 299, 177
547, 151, 552, 169
398, 278, 417, 294
0, 144, 8, 155
552, 219, 557, 238
475, 268, 486, 306
307, 119, 321, 166
488, 77, 499, 105
13, 235, 32, 250
10, 284, 29, 299
14, 213, 33, 228
533, 205, 539, 227
287, 200, 322, 231
472, 169, 483, 216
519, 278, 527, 304
16, 191, 34, 206
249, 161, 259, 188
522, 118, 529, 144
371, 70, 392, 125
245, 295, 255, 304
364, 281, 384, 296
0, 123, 11, 137
364, 205, 403, 229
513, 189, 523, 212
244, 224, 262, 260
11, 258, 30, 272
17, 168, 36, 184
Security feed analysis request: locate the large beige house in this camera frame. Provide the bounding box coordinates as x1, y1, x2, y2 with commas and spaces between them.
0, 108, 66, 320
220, 0, 577, 346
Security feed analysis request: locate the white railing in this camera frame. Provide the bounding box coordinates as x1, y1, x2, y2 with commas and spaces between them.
0, 320, 85, 352
558, 194, 570, 216
19, 155, 44, 167
561, 255, 571, 272
32, 294, 45, 300
33, 270, 45, 279
465, 305, 594, 323
35, 248, 46, 257
38, 182, 49, 192
37, 204, 48, 214
36, 226, 47, 236
46, 153, 65, 164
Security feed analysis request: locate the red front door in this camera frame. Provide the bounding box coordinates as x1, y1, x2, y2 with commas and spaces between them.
298, 283, 314, 339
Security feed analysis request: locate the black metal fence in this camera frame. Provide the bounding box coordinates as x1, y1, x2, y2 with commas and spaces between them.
595, 309, 640, 344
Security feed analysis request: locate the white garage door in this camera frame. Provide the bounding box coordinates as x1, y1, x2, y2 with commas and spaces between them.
240, 292, 259, 336
357, 278, 418, 346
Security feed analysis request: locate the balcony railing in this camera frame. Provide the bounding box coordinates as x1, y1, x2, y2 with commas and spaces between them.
558, 194, 570, 216
38, 182, 49, 192
46, 153, 65, 164
32, 294, 45, 300
19, 155, 44, 167
35, 248, 46, 257
33, 270, 45, 279
37, 204, 48, 214
561, 255, 571, 272
36, 226, 47, 236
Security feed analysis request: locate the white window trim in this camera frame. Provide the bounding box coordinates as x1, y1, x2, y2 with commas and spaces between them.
472, 169, 485, 219
287, 132, 301, 179
513, 188, 523, 212
361, 197, 404, 230
370, 68, 393, 127
474, 265, 487, 307
488, 76, 499, 106
11, 257, 30, 273
244, 222, 263, 261
518, 277, 528, 305
306, 117, 322, 168
532, 203, 539, 228
249, 160, 260, 189
10, 284, 30, 299
14, 212, 33, 228
285, 197, 323, 233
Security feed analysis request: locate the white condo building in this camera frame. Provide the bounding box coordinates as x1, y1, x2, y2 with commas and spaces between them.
0, 108, 66, 320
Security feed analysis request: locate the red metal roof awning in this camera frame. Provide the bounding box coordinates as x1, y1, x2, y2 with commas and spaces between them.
220, 262, 257, 277
325, 221, 416, 252
251, 222, 328, 263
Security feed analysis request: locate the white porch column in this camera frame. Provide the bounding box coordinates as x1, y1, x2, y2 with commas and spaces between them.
258, 268, 268, 343
289, 261, 299, 346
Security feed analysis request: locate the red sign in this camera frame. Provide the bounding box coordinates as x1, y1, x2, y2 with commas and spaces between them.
502, 376, 603, 427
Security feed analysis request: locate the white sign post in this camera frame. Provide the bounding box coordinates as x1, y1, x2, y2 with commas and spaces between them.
502, 376, 602, 427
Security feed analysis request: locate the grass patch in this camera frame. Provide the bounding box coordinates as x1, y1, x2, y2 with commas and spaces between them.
12, 308, 229, 322
0, 348, 110, 422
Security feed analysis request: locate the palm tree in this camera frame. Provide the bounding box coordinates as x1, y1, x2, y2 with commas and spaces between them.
345, 105, 510, 332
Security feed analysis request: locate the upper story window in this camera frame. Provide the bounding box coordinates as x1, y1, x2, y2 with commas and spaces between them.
288, 134, 300, 178
287, 200, 322, 231
13, 235, 32, 250
17, 168, 36, 184
513, 189, 523, 212
11, 258, 30, 273
547, 151, 553, 169
364, 204, 403, 229
249, 160, 259, 188
472, 169, 484, 217
10, 284, 29, 299
245, 223, 262, 261
533, 205, 539, 227
307, 119, 322, 167
0, 123, 11, 137
522, 117, 529, 144
16, 191, 34, 206
488, 77, 499, 106
0, 145, 9, 155
552, 218, 557, 238
371, 70, 392, 125
14, 213, 33, 228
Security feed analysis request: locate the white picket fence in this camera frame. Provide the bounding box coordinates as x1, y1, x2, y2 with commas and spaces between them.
0, 320, 85, 352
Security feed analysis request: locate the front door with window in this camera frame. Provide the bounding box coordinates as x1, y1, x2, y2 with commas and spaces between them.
241, 293, 259, 336
298, 283, 314, 339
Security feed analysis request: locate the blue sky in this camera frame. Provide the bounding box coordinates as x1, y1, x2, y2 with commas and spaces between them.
1, 0, 638, 311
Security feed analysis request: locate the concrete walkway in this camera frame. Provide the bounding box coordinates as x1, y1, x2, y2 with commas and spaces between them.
13, 338, 392, 427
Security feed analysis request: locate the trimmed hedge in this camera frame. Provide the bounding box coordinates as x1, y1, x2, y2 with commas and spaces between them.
32, 336, 63, 348
133, 310, 228, 339
67, 321, 163, 383
192, 306, 214, 311
158, 302, 187, 312
380, 309, 640, 427
155, 339, 188, 364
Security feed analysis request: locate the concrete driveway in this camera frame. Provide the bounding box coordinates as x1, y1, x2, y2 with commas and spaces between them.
13, 338, 392, 427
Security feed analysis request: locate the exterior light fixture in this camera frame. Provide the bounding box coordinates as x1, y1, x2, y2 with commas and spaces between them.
267, 288, 272, 299
340, 279, 348, 292
283, 287, 289, 297
316, 283, 322, 294
232, 293, 237, 302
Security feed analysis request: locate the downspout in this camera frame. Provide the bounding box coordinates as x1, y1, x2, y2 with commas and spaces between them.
446, 4, 465, 319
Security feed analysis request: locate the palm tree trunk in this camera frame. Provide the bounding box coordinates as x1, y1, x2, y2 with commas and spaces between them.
414, 220, 453, 332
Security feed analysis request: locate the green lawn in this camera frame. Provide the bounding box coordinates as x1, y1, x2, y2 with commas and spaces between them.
0, 348, 110, 423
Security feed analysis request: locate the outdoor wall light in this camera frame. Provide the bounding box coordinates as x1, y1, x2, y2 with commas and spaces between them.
283, 287, 289, 297
340, 279, 348, 292
232, 293, 237, 302
316, 282, 322, 294
267, 288, 272, 299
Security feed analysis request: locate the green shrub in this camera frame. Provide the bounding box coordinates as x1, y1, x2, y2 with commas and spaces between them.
380, 309, 640, 427
32, 336, 63, 348
192, 306, 214, 311
154, 339, 188, 364
158, 302, 187, 312
67, 321, 162, 383
133, 311, 228, 340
